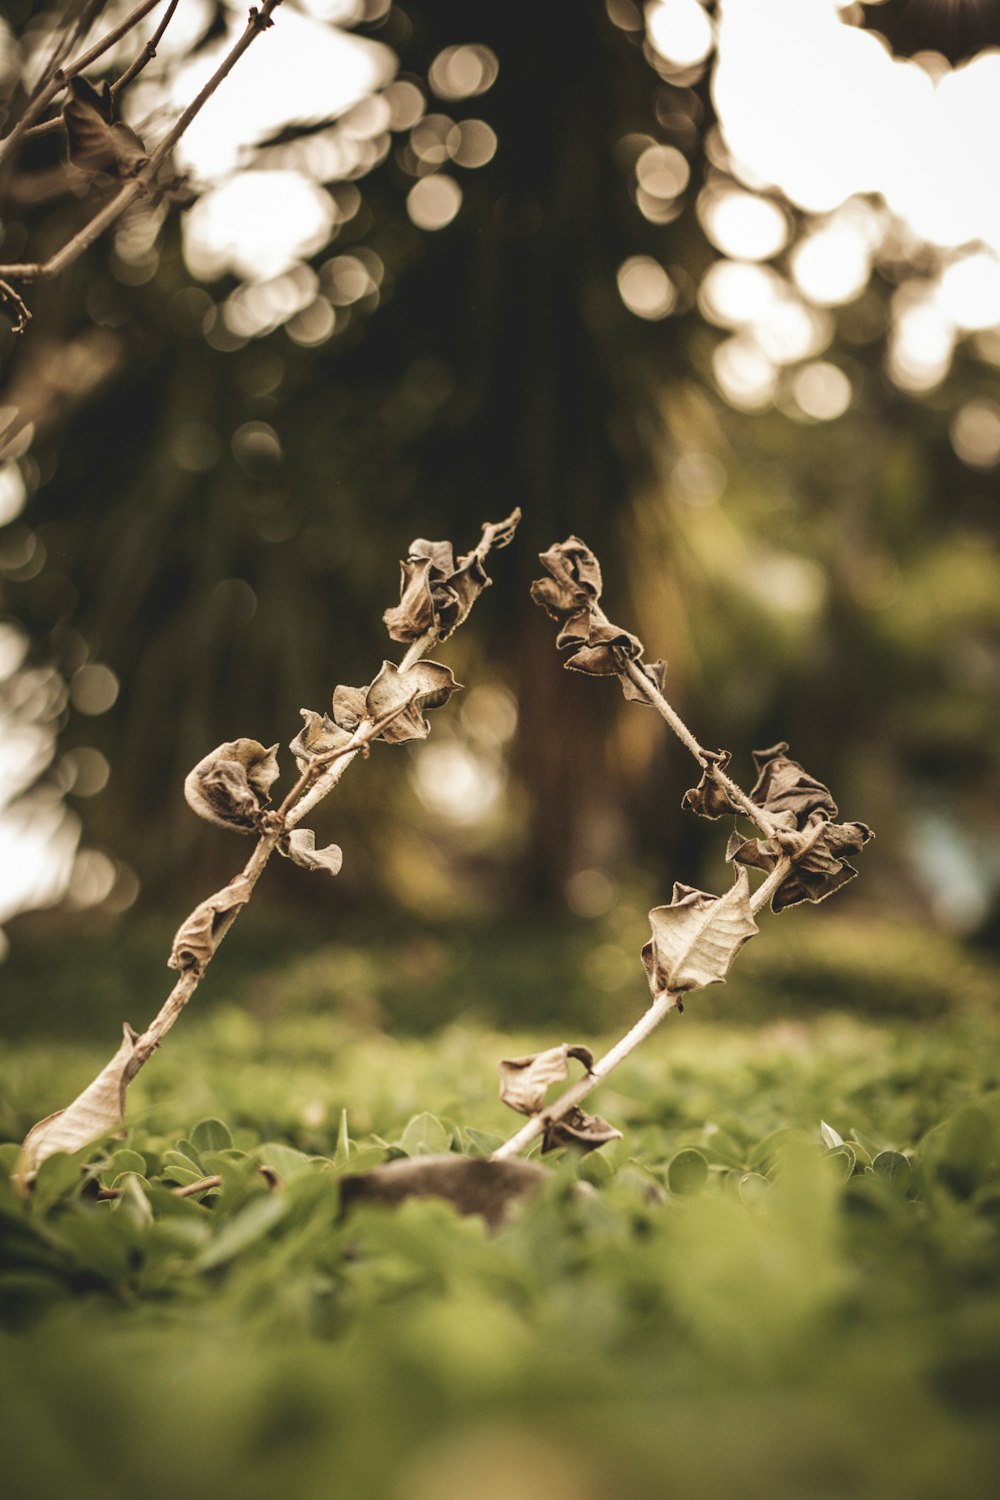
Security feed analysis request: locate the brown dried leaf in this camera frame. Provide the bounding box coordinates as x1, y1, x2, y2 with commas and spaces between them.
530, 536, 603, 621
184, 739, 280, 832
543, 1107, 622, 1154
331, 685, 368, 732
498, 1043, 594, 1116
168, 875, 253, 973
383, 555, 438, 642
642, 867, 759, 996
365, 660, 461, 743
19, 1024, 139, 1176
748, 742, 840, 825
728, 819, 874, 912
289, 709, 354, 771
338, 1153, 546, 1229
63, 77, 147, 179
563, 617, 644, 676
281, 828, 343, 877
621, 659, 667, 703
682, 749, 739, 819
383, 510, 521, 643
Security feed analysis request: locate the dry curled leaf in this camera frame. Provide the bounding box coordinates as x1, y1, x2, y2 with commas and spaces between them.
168, 875, 253, 972
289, 709, 354, 771
338, 1153, 546, 1229
682, 749, 737, 819
280, 828, 343, 877
532, 536, 644, 675
63, 76, 147, 179
530, 536, 603, 621
747, 742, 840, 824
184, 739, 280, 832
365, 660, 461, 743
563, 617, 644, 676
18, 1024, 139, 1177
383, 508, 521, 643
543, 1107, 622, 1154
621, 659, 667, 704
642, 866, 759, 996
727, 818, 874, 912
498, 1043, 595, 1116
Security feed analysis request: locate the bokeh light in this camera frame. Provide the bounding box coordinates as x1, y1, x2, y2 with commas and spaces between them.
407, 175, 463, 231
950, 400, 1000, 469
618, 256, 676, 319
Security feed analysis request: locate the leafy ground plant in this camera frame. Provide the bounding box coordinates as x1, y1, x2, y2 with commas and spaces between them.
15, 508, 520, 1180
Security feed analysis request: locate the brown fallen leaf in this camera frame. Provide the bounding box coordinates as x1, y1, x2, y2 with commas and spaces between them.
542, 1106, 622, 1154
280, 828, 343, 876
338, 1153, 547, 1229
727, 818, 874, 912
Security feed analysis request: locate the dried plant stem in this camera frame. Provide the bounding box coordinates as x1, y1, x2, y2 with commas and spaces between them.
491, 849, 802, 1163
0, 0, 164, 167
617, 644, 779, 840
21, 0, 182, 144
0, 0, 283, 291
127, 690, 420, 1075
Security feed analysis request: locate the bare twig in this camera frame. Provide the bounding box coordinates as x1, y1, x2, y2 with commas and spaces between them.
0, 0, 284, 317
21, 0, 182, 143
0, 0, 163, 168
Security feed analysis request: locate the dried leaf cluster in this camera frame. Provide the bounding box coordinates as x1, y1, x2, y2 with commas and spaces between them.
17, 510, 520, 1180
488, 535, 873, 1165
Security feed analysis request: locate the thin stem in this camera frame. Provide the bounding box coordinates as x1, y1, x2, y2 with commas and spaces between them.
617, 649, 778, 840
0, 0, 163, 168
0, 0, 284, 291
21, 0, 181, 144
490, 820, 829, 1164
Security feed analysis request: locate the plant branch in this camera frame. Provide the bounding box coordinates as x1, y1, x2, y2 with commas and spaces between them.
0, 0, 163, 168
615, 637, 779, 840
489, 844, 810, 1163
0, 0, 284, 298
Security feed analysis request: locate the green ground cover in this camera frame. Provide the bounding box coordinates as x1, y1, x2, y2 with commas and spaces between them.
1, 926, 999, 1500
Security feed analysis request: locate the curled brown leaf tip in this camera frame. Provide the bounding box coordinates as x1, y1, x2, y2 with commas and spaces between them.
64, 76, 148, 179
366, 660, 461, 744
499, 1043, 594, 1117
530, 536, 603, 622
168, 876, 253, 972
727, 817, 874, 912
280, 829, 343, 877
184, 739, 280, 832
682, 749, 739, 819
543, 1107, 622, 1154
290, 709, 354, 771
642, 867, 758, 997
383, 509, 520, 644
748, 742, 840, 825
532, 537, 645, 675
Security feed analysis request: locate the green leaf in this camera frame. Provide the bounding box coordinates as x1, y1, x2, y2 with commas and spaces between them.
194, 1193, 290, 1272
667, 1148, 709, 1196
255, 1143, 315, 1183
399, 1113, 452, 1157
191, 1118, 233, 1153
872, 1150, 911, 1186
819, 1120, 844, 1149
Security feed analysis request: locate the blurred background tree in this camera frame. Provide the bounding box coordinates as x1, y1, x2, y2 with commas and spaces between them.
0, 0, 998, 953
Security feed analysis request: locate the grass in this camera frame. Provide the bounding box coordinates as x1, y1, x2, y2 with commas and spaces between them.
0, 915, 998, 1500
